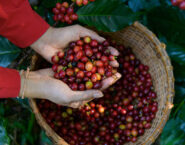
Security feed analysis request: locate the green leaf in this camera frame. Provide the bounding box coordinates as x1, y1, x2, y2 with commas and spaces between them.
175, 85, 185, 104
128, 0, 160, 12
178, 103, 185, 121
146, 6, 185, 46
166, 42, 185, 65
0, 120, 10, 145
34, 6, 46, 17
13, 98, 31, 112
120, 0, 127, 2
77, 0, 138, 32
40, 130, 53, 145
46, 12, 56, 26
41, 0, 58, 8
173, 62, 185, 82
0, 36, 21, 67
160, 118, 185, 145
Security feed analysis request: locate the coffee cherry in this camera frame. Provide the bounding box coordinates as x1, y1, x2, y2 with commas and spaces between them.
57, 65, 64, 72
76, 71, 84, 78
71, 83, 78, 90
91, 66, 97, 74
77, 62, 85, 70
96, 73, 101, 80
93, 81, 102, 89
70, 14, 78, 21
98, 106, 105, 113
101, 56, 108, 62
73, 46, 81, 53
75, 51, 83, 61
85, 62, 93, 71
59, 70, 66, 79
76, 0, 83, 6
52, 64, 58, 72
62, 2, 69, 8
90, 40, 98, 47
109, 55, 116, 61
66, 68, 74, 76
180, 1, 185, 10
60, 6, 66, 13
102, 40, 109, 46
105, 70, 112, 77
85, 71, 92, 77
98, 67, 105, 75
67, 7, 74, 15
52, 55, 60, 63
86, 81, 93, 89
53, 8, 60, 14
96, 52, 102, 59
95, 60, 103, 67
64, 15, 70, 22
84, 36, 91, 43
91, 74, 98, 83
121, 109, 127, 115
57, 51, 65, 58
83, 0, 89, 5
79, 83, 85, 91
126, 116, 133, 123
85, 48, 93, 57
171, 0, 183, 6
68, 76, 75, 83
54, 73, 59, 79
81, 56, 88, 63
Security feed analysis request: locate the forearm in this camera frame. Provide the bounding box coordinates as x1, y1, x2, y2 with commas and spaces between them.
19, 71, 47, 99
0, 0, 49, 48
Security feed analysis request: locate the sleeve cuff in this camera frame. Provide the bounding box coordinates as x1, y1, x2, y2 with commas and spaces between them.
0, 67, 21, 98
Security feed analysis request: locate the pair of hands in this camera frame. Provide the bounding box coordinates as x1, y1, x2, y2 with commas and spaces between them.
19, 25, 121, 108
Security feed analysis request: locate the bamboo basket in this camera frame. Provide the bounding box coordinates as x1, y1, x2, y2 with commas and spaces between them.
29, 22, 174, 145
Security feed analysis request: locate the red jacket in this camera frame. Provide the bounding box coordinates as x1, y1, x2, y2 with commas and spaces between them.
0, 0, 49, 98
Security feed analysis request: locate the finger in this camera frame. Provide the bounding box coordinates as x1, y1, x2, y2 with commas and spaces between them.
109, 60, 119, 67
35, 68, 54, 77
71, 90, 103, 102
108, 46, 119, 56
101, 73, 122, 91
68, 102, 83, 108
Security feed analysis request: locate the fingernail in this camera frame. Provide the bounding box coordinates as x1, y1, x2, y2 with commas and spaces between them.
94, 91, 103, 98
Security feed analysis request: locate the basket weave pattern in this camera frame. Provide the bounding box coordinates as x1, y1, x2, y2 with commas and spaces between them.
29, 22, 174, 145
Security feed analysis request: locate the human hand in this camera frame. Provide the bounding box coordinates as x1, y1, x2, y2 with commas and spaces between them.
19, 68, 103, 108
30, 25, 121, 95
30, 25, 119, 67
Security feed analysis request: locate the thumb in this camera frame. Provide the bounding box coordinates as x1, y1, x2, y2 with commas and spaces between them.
71, 90, 103, 102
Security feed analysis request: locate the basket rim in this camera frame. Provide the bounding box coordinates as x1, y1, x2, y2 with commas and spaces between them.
29, 21, 174, 145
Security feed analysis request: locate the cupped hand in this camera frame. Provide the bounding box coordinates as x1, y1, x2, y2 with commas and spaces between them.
30, 25, 119, 67
29, 25, 122, 107
19, 68, 103, 108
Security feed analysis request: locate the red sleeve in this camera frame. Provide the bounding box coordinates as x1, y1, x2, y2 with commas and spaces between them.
0, 67, 20, 98
0, 0, 50, 48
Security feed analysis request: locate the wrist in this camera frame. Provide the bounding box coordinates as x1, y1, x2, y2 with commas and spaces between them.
19, 70, 38, 99
30, 27, 54, 53
19, 70, 26, 98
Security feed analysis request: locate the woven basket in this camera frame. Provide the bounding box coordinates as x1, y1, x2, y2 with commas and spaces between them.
29, 22, 174, 145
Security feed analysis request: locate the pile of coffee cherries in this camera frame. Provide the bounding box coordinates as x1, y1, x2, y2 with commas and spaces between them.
52, 2, 78, 24
73, 0, 95, 6
51, 36, 117, 90
52, 0, 96, 23
38, 40, 158, 145
171, 0, 185, 10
